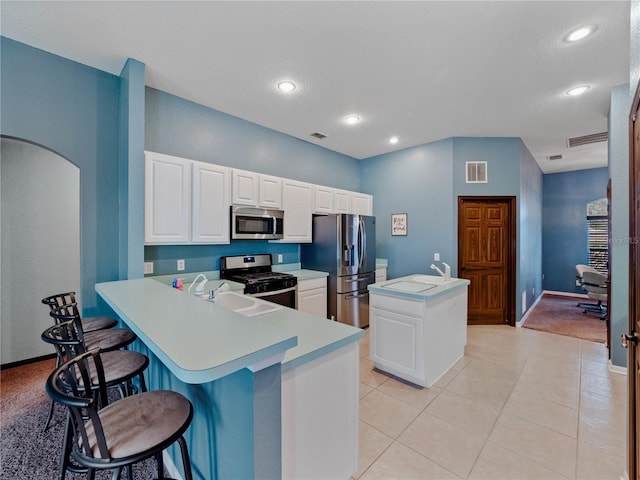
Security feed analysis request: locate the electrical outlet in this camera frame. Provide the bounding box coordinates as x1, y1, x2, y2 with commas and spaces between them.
177, 259, 185, 271
277, 254, 283, 263
144, 262, 154, 274
434, 253, 440, 261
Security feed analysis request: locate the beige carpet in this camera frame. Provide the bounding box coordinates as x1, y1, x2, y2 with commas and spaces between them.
522, 294, 607, 344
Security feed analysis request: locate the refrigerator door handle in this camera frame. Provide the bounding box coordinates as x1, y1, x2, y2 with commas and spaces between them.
358, 217, 366, 270
345, 292, 369, 300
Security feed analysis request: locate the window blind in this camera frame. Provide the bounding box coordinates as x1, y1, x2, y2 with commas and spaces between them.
587, 216, 608, 273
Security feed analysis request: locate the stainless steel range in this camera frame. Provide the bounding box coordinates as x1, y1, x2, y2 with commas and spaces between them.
220, 254, 297, 308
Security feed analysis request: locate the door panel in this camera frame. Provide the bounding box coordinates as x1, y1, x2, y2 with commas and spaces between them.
458, 197, 515, 325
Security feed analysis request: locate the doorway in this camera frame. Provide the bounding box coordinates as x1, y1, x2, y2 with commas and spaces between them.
627, 79, 640, 480
0, 137, 80, 365
457, 196, 516, 325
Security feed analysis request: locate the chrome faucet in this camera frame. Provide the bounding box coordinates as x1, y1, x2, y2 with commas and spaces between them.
430, 262, 451, 281
208, 282, 230, 300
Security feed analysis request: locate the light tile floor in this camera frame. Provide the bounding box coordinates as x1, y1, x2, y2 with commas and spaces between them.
355, 325, 627, 479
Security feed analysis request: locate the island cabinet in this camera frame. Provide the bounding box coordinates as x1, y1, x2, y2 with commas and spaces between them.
368, 277, 469, 388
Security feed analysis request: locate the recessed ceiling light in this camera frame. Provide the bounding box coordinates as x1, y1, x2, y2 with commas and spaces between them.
277, 81, 296, 93
344, 115, 360, 125
567, 85, 590, 96
564, 25, 596, 43
388, 136, 399, 145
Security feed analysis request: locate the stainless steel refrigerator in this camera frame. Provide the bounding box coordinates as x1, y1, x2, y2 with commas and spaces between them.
301, 214, 376, 328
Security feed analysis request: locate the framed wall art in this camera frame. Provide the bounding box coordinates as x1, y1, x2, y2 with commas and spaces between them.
391, 213, 407, 236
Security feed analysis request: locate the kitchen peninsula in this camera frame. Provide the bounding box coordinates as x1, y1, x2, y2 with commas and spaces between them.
96, 277, 363, 480
368, 275, 470, 388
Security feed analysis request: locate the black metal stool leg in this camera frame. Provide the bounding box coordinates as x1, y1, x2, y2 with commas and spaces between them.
178, 436, 193, 480
43, 353, 62, 432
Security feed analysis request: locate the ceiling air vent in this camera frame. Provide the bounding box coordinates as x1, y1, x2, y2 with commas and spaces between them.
310, 132, 327, 139
567, 131, 608, 148
547, 154, 563, 161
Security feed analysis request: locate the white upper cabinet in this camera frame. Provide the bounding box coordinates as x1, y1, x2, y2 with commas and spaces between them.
279, 179, 313, 243
232, 169, 259, 206
145, 151, 231, 245
232, 169, 283, 209
313, 185, 334, 214
192, 161, 231, 244
334, 189, 351, 214
351, 192, 373, 216
145, 152, 191, 244
259, 174, 282, 209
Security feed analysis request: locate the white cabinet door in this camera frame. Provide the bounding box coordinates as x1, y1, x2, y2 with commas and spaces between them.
334, 189, 351, 213
370, 306, 424, 385
144, 152, 190, 244
232, 169, 259, 205
314, 185, 334, 214
351, 192, 373, 215
297, 277, 327, 318
259, 174, 282, 209
280, 179, 313, 243
192, 162, 231, 244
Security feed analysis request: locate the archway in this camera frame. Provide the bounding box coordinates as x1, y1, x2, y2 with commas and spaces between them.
1, 137, 80, 365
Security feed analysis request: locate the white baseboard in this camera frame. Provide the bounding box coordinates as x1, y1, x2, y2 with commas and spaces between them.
542, 289, 589, 299
517, 293, 545, 327
163, 451, 182, 480
609, 360, 628, 376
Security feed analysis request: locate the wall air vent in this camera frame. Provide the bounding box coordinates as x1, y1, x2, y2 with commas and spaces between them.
567, 131, 608, 148
466, 161, 488, 183
310, 132, 328, 139
547, 154, 564, 161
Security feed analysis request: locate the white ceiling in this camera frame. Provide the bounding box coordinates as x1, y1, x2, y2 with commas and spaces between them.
1, 1, 631, 173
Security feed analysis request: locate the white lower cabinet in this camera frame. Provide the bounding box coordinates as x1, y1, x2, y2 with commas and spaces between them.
375, 267, 387, 282
369, 288, 467, 387
281, 341, 359, 480
296, 277, 327, 318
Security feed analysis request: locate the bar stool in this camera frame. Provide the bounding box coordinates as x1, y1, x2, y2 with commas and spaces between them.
41, 319, 150, 480
41, 308, 137, 432
42, 292, 118, 333
46, 348, 193, 480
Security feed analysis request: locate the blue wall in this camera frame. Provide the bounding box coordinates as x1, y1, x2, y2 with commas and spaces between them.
519, 142, 544, 315
0, 37, 121, 315
542, 168, 609, 293
359, 139, 454, 279
144, 87, 361, 275
361, 136, 543, 321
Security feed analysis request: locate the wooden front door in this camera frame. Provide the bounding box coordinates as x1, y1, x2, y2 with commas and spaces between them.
625, 79, 640, 480
458, 197, 515, 325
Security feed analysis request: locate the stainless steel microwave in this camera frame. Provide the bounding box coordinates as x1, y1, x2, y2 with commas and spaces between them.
231, 206, 284, 240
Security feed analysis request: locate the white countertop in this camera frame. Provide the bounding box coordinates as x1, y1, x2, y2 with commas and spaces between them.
96, 277, 362, 383
368, 274, 470, 300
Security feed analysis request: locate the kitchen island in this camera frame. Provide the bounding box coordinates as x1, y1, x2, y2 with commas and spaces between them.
96, 277, 363, 480
368, 274, 470, 388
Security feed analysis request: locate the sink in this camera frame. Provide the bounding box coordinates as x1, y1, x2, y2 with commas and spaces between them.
412, 275, 454, 285
209, 291, 282, 317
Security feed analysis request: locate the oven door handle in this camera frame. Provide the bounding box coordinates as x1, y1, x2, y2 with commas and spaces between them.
250, 286, 297, 298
